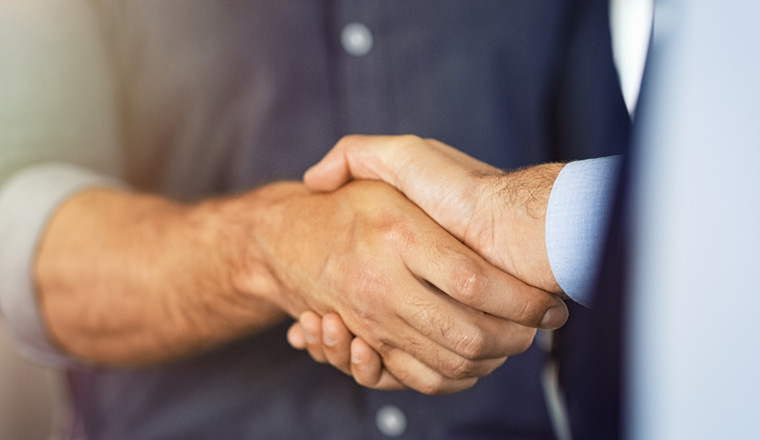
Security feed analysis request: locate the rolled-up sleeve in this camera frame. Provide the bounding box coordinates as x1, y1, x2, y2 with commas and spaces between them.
0, 1, 125, 365
0, 164, 123, 367
545, 156, 622, 307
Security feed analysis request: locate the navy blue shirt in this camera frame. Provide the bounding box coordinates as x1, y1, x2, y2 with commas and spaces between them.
69, 1, 629, 438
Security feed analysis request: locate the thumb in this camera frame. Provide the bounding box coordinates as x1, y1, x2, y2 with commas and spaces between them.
304, 147, 353, 192
304, 135, 393, 192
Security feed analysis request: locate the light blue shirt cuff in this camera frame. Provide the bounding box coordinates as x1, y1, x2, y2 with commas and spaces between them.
0, 163, 124, 367
545, 156, 622, 307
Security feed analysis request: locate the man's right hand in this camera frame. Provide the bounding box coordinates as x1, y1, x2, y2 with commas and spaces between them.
304, 135, 566, 294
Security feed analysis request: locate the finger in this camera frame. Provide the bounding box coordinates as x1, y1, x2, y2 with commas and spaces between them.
395, 289, 541, 363
286, 321, 307, 350
340, 265, 524, 376
349, 285, 515, 380
384, 229, 561, 362
349, 301, 509, 390
304, 135, 410, 192
350, 338, 406, 391
401, 237, 568, 330
378, 342, 484, 395
321, 313, 354, 375
299, 311, 328, 363
304, 144, 355, 192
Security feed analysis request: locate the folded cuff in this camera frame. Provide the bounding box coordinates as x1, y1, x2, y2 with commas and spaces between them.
0, 163, 124, 367
545, 156, 622, 307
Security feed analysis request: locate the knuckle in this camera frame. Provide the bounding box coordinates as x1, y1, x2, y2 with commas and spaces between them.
346, 271, 385, 324
450, 262, 489, 306
417, 374, 450, 395
444, 356, 481, 380
349, 265, 383, 299
452, 326, 489, 360
353, 370, 376, 388
377, 216, 417, 249
417, 374, 478, 395
374, 339, 394, 357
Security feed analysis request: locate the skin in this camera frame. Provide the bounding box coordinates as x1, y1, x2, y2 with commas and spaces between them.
36, 173, 567, 394
287, 135, 567, 390
12, 2, 567, 396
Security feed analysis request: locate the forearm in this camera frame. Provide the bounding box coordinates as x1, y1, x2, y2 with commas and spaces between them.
35, 186, 288, 366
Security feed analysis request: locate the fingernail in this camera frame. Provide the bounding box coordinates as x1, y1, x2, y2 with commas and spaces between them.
323, 331, 337, 347
540, 306, 569, 329
288, 329, 305, 349
351, 349, 362, 364
304, 330, 317, 345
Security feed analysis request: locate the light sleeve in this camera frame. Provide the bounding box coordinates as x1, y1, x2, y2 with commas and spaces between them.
544, 156, 622, 307
0, 163, 125, 367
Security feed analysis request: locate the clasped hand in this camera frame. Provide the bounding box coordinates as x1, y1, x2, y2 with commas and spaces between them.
285, 135, 567, 394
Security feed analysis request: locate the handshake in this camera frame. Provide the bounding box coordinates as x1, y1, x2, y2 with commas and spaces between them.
282, 135, 570, 394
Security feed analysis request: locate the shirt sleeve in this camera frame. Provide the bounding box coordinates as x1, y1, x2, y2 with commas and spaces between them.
0, 2, 126, 366
545, 156, 622, 307
0, 163, 125, 367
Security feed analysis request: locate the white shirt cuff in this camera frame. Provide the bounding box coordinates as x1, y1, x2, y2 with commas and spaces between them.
0, 163, 124, 367
545, 156, 622, 307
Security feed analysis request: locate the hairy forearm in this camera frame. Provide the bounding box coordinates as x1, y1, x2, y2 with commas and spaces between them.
35, 187, 288, 366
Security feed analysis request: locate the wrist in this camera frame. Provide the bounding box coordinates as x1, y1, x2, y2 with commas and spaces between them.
494, 163, 565, 294
188, 192, 279, 314
204, 182, 310, 315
